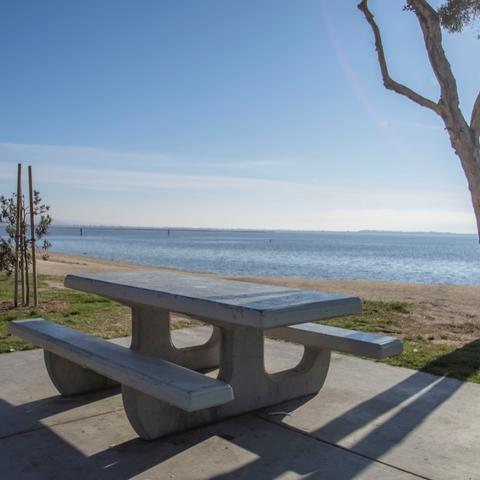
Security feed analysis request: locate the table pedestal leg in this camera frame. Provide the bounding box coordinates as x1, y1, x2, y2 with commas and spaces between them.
44, 351, 117, 395
122, 323, 330, 440
130, 306, 220, 370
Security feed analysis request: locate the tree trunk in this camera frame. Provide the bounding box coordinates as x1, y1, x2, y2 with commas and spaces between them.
442, 107, 480, 238
456, 144, 480, 239
471, 136, 480, 239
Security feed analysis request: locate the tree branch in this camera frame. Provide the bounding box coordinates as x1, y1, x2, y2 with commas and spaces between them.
358, 0, 441, 115
407, 0, 469, 130
471, 91, 480, 137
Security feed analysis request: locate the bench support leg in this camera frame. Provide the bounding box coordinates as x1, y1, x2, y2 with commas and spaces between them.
44, 351, 117, 396
43, 305, 219, 397
122, 323, 330, 439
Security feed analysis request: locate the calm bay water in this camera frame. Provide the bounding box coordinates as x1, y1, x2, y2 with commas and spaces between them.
44, 227, 480, 285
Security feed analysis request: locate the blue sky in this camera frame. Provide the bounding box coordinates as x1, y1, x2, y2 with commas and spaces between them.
0, 0, 478, 232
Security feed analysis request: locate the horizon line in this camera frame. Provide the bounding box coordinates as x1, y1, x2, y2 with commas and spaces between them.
44, 222, 476, 236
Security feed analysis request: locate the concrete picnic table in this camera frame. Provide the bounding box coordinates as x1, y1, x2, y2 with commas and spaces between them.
9, 270, 402, 440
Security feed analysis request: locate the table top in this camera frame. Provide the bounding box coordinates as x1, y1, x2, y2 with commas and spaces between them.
65, 271, 362, 329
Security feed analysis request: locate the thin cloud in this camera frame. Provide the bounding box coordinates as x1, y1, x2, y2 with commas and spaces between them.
0, 160, 292, 192
206, 160, 280, 168
0, 142, 281, 170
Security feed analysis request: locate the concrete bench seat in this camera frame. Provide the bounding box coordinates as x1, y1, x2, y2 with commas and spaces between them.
8, 319, 234, 412
266, 322, 403, 359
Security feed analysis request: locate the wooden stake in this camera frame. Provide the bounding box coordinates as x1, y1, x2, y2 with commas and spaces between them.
19, 198, 25, 305
14, 164, 22, 308
24, 206, 30, 306
28, 166, 37, 307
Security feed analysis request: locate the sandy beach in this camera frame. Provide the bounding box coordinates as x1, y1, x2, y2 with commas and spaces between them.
38, 251, 480, 346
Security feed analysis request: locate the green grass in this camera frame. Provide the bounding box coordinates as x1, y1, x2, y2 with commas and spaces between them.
2, 273, 479, 384
385, 339, 480, 383
318, 300, 480, 384
320, 300, 407, 334
0, 273, 193, 354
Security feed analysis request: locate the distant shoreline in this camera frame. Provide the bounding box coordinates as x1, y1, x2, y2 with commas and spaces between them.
46, 224, 476, 237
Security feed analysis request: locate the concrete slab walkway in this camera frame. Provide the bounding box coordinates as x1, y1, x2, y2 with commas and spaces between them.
1, 327, 478, 479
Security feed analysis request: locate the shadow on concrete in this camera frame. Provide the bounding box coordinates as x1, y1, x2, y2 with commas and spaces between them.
1, 392, 377, 480
0, 386, 120, 440
1, 342, 477, 479
420, 338, 480, 381
213, 341, 478, 479
0, 395, 201, 479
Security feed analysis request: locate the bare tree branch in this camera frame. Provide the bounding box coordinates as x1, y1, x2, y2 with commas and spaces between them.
471, 91, 480, 137
358, 0, 441, 115
408, 0, 470, 132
